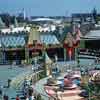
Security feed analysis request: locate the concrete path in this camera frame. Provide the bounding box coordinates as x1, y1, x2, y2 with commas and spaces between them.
35, 77, 51, 100
0, 65, 32, 99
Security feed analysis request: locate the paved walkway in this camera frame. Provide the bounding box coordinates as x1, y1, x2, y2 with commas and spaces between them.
35, 77, 51, 100
0, 65, 32, 99
35, 74, 85, 100
34, 72, 68, 100
0, 58, 97, 99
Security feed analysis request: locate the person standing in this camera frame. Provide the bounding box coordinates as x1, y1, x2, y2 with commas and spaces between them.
25, 96, 29, 100
3, 94, 9, 100
0, 88, 2, 99
7, 79, 11, 88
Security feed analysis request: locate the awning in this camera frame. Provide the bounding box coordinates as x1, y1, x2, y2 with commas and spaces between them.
40, 35, 60, 45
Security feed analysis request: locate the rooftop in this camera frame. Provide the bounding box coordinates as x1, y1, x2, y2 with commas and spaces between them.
40, 34, 60, 45
84, 30, 100, 39
0, 26, 30, 34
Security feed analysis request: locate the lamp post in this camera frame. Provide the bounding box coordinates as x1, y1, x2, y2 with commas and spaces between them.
55, 55, 58, 71
1, 38, 6, 65
55, 55, 60, 78
25, 45, 29, 64
32, 57, 37, 83
75, 48, 80, 69
55, 55, 58, 62
64, 48, 66, 61
42, 42, 47, 77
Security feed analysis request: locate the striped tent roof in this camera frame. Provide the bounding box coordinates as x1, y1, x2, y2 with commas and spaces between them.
40, 35, 60, 45
0, 36, 26, 47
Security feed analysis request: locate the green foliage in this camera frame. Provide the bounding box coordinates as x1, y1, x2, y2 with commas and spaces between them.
38, 70, 46, 80
8, 46, 12, 48
82, 83, 100, 100
96, 16, 100, 21
36, 94, 43, 100
16, 45, 22, 48
79, 40, 85, 48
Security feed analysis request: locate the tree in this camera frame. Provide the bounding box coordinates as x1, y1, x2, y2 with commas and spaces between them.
36, 94, 43, 100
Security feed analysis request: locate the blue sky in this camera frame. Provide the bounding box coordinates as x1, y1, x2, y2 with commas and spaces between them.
0, 0, 100, 16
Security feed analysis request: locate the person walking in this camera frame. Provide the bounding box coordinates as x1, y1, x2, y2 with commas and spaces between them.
16, 95, 20, 100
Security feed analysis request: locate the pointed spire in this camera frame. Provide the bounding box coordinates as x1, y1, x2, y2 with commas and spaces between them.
0, 17, 5, 28
14, 17, 18, 27
22, 8, 26, 20
92, 7, 97, 23
92, 7, 97, 15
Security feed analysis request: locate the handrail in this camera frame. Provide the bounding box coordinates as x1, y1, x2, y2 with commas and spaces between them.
10, 70, 44, 89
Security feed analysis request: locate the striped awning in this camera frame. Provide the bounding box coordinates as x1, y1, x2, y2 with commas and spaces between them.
0, 36, 25, 47
40, 35, 60, 45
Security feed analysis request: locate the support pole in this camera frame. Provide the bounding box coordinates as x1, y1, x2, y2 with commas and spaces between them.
25, 45, 29, 64
64, 48, 66, 61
